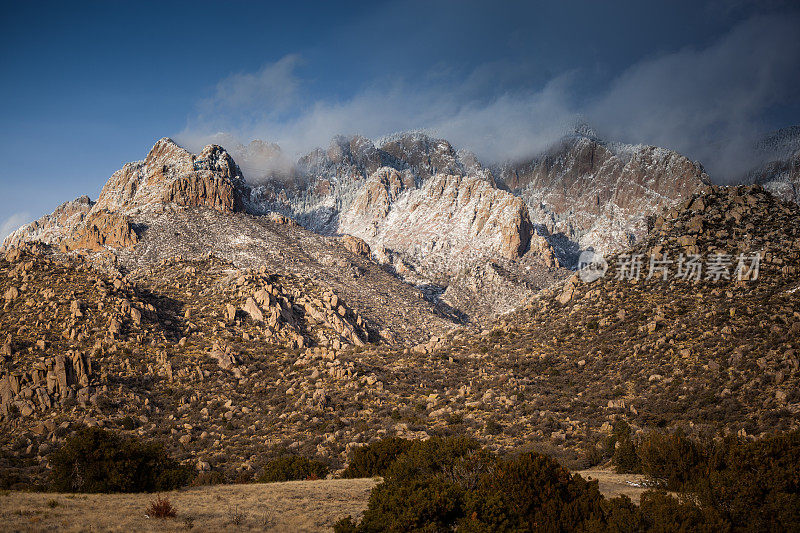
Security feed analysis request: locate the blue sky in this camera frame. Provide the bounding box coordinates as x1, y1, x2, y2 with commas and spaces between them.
1, 0, 799, 237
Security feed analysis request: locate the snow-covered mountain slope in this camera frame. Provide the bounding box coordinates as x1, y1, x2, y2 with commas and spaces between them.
237, 133, 566, 318
241, 133, 491, 235
747, 126, 800, 205
112, 205, 461, 343
496, 134, 711, 259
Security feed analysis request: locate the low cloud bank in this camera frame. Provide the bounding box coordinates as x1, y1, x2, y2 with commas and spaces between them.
178, 15, 800, 183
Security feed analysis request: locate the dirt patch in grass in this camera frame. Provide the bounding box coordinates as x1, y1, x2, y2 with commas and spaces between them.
576, 468, 651, 503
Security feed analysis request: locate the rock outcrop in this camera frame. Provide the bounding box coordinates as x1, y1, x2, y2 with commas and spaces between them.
3, 138, 248, 254
339, 168, 537, 276
338, 235, 371, 257
0, 352, 94, 417
3, 196, 94, 249
60, 210, 139, 252
94, 138, 246, 214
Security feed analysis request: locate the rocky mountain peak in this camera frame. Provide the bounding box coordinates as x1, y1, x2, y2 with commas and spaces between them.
498, 133, 710, 260
377, 132, 464, 181
3, 138, 251, 256
144, 137, 193, 169
93, 138, 246, 215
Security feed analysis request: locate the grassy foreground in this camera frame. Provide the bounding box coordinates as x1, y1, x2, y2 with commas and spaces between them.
0, 471, 646, 532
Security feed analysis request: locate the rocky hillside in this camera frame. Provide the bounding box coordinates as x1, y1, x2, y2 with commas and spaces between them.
2, 185, 797, 486
0, 246, 434, 482
114, 207, 461, 343
489, 184, 799, 441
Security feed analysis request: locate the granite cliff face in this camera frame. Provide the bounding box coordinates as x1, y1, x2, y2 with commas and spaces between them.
59, 210, 139, 252
240, 131, 709, 272
338, 168, 535, 276
4, 138, 248, 252
242, 133, 486, 235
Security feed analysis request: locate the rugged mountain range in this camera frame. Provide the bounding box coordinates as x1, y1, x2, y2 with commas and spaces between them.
2, 183, 798, 487
1, 125, 799, 487
237, 130, 711, 266
3, 130, 715, 324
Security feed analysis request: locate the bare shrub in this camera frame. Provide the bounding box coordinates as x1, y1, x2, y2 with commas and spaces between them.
146, 495, 177, 519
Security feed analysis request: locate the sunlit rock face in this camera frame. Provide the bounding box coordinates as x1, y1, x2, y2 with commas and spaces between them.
94, 138, 247, 214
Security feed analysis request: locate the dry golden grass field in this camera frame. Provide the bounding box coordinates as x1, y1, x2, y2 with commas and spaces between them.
0, 471, 647, 532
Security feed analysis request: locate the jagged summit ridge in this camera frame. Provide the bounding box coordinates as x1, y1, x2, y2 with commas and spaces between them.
338, 167, 537, 275
3, 138, 252, 255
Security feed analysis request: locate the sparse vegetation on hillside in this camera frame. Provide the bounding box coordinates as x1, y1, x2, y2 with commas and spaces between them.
0, 185, 798, 532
